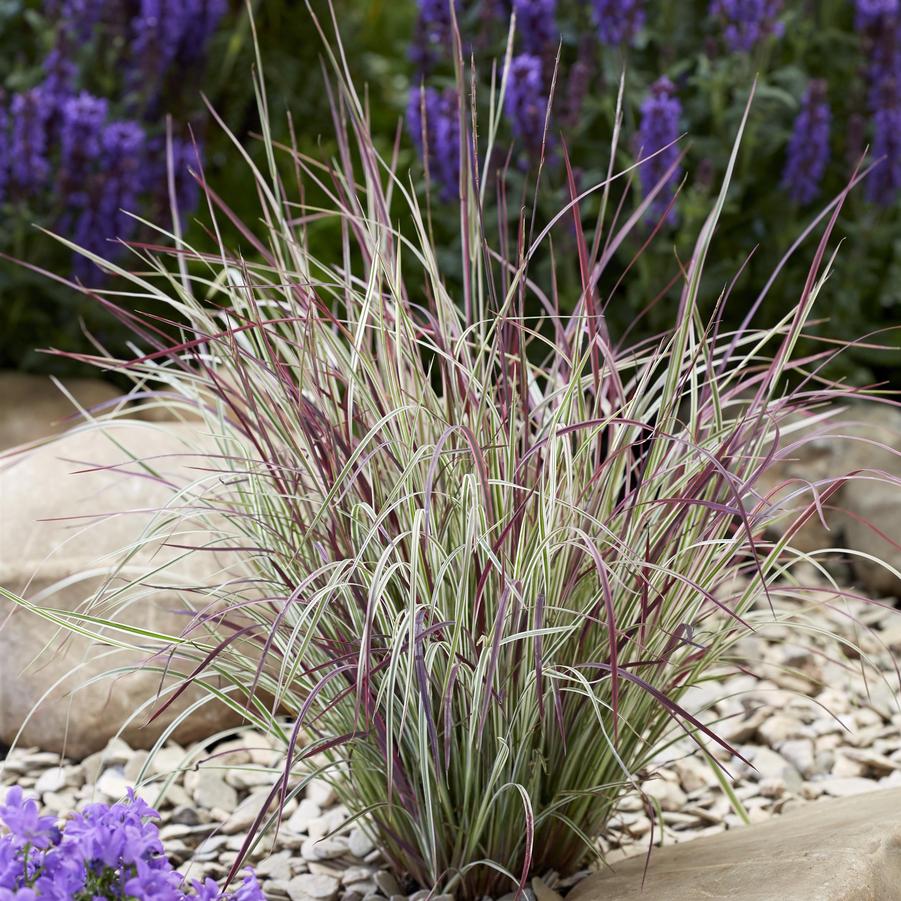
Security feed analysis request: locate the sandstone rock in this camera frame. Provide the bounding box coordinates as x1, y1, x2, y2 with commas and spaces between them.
568, 788, 901, 901
753, 403, 901, 597
0, 421, 247, 756
0, 372, 122, 450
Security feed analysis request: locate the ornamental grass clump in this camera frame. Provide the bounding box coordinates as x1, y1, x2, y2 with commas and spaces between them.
5, 8, 897, 900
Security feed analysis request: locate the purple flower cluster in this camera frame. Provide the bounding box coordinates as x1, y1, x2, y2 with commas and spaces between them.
407, 86, 461, 200
0, 787, 265, 900
590, 0, 645, 47
0, 0, 225, 278
636, 76, 682, 223
709, 0, 785, 53
178, 0, 230, 65
781, 80, 831, 204
512, 0, 558, 54
504, 53, 548, 157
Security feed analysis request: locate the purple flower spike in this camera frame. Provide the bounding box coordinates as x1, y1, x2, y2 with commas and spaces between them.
100, 120, 147, 235
178, 0, 229, 64
504, 53, 548, 158
41, 47, 78, 107
709, 0, 784, 52
512, 0, 558, 54
59, 92, 108, 190
408, 85, 461, 201
867, 78, 901, 203
636, 76, 682, 222
782, 81, 831, 205
590, 0, 645, 46
10, 90, 52, 193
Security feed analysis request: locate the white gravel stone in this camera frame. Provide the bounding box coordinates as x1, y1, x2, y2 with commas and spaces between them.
306, 778, 337, 807
348, 828, 375, 859
34, 767, 67, 795
287, 798, 323, 834
190, 770, 238, 812
816, 777, 881, 797
285, 873, 340, 901
642, 778, 687, 811
302, 836, 348, 861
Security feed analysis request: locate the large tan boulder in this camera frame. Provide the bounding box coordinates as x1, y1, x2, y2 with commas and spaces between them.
570, 788, 901, 901
0, 421, 245, 758
837, 406, 901, 598
755, 403, 901, 597
0, 371, 122, 450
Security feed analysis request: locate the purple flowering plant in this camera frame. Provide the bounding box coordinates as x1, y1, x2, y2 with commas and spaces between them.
0, 0, 228, 373
403, 0, 901, 382
0, 787, 264, 900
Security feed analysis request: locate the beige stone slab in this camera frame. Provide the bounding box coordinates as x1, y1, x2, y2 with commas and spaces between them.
569, 788, 901, 901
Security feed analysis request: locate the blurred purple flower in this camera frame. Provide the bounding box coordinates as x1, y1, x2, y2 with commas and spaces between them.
563, 57, 592, 128
418, 0, 458, 47
0, 106, 7, 205
513, 0, 558, 54
410, 0, 460, 74
637, 76, 682, 222
9, 90, 52, 193
407, 85, 460, 200
178, 0, 229, 64
408, 85, 441, 157
855, 1, 901, 202
59, 92, 108, 192
99, 120, 147, 236
855, 0, 899, 29
41, 47, 78, 106
131, 0, 189, 82
782, 80, 831, 204
170, 137, 204, 217
590, 0, 645, 46
709, 0, 784, 52
504, 53, 548, 157
867, 77, 901, 202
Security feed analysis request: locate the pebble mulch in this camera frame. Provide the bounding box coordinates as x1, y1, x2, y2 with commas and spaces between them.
1, 570, 899, 899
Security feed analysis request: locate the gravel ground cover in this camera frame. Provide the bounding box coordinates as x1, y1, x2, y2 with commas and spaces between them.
2, 570, 899, 901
